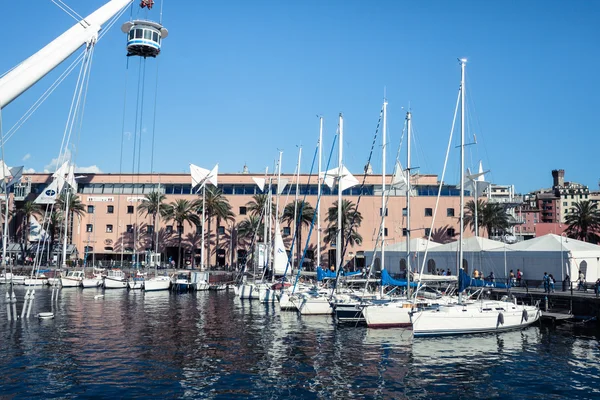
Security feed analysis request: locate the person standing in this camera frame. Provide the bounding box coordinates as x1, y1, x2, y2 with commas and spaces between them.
516, 269, 523, 287
542, 272, 549, 293
549, 274, 555, 293
509, 269, 515, 286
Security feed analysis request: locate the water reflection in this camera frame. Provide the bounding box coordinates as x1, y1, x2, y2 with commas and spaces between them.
1, 285, 600, 399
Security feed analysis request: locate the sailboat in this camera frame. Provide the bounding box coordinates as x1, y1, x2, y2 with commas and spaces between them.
410, 59, 541, 336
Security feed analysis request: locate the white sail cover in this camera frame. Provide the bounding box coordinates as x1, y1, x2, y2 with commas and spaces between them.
34, 179, 60, 204
391, 161, 408, 190
190, 163, 218, 188
0, 160, 10, 180
273, 222, 289, 275
320, 165, 359, 192
7, 166, 23, 188
252, 177, 265, 192
465, 161, 489, 198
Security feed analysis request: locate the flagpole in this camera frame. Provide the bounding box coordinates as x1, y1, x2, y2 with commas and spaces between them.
317, 117, 323, 270
0, 107, 8, 274
201, 183, 206, 270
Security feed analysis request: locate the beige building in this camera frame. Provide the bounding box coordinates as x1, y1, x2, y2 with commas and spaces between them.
15, 171, 478, 268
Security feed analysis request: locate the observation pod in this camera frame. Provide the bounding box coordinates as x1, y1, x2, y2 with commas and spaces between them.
121, 20, 168, 58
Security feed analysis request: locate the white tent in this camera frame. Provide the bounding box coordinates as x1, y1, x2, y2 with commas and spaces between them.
365, 238, 441, 276
493, 234, 600, 284
424, 237, 507, 277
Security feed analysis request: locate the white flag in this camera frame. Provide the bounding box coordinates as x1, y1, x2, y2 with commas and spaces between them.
276, 178, 289, 195
34, 179, 60, 204
252, 177, 265, 192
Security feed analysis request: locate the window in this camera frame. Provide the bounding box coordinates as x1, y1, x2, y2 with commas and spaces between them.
447, 228, 456, 237
86, 224, 93, 232
402, 228, 407, 236
402, 207, 407, 216
129, 29, 135, 40
106, 224, 113, 233
239, 206, 247, 215
563, 202, 568, 206
135, 29, 143, 39
177, 225, 184, 234
446, 208, 455, 217
380, 208, 388, 217
166, 225, 173, 234
217, 226, 225, 235
107, 205, 114, 214
144, 29, 152, 40
425, 228, 431, 237
196, 225, 202, 235
87, 205, 94, 214
425, 208, 433, 217
384, 227, 388, 237
127, 205, 134, 214
127, 225, 133, 233
147, 226, 154, 234
283, 227, 291, 236
152, 31, 159, 42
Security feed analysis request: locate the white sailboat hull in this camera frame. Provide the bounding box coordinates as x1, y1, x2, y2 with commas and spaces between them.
24, 278, 48, 286
81, 278, 102, 288
127, 279, 144, 290
237, 283, 261, 300
104, 277, 127, 289
363, 302, 412, 328
299, 295, 333, 315
412, 302, 541, 336
60, 277, 82, 287
278, 292, 300, 311
144, 277, 170, 291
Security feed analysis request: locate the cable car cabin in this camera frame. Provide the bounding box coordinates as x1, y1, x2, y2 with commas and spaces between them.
121, 20, 168, 58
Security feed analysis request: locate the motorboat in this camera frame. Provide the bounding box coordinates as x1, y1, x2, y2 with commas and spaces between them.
172, 271, 192, 292
82, 268, 105, 288
60, 270, 84, 287
103, 269, 127, 289
127, 271, 145, 290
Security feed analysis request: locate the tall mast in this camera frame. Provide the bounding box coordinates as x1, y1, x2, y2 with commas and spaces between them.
381, 100, 387, 276
61, 185, 71, 269
200, 183, 206, 270
336, 114, 343, 273
0, 0, 133, 109
406, 111, 412, 297
317, 117, 323, 269
273, 152, 283, 281
292, 147, 301, 271
458, 58, 467, 277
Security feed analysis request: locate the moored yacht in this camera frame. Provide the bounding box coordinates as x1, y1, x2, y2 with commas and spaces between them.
144, 274, 171, 291
60, 270, 84, 287
103, 269, 127, 289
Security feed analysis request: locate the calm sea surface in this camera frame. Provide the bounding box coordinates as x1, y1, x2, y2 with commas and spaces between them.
1, 285, 599, 399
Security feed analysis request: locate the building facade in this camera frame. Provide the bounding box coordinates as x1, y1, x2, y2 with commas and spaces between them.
15, 171, 482, 268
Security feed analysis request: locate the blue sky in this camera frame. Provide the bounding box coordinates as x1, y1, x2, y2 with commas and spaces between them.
1, 0, 598, 193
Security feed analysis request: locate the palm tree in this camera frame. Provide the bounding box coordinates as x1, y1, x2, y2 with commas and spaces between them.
565, 200, 600, 243
16, 201, 41, 262
281, 200, 315, 267
198, 186, 234, 268
45, 209, 63, 258
137, 191, 169, 251
55, 191, 85, 250
245, 193, 275, 218
324, 199, 363, 266
464, 200, 510, 237
164, 199, 200, 268
237, 215, 263, 247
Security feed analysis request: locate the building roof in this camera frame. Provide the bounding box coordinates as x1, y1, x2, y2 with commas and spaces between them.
508, 234, 600, 252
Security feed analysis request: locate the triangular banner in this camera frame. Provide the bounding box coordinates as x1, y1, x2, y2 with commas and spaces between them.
276, 178, 289, 195
252, 177, 265, 192
34, 179, 60, 204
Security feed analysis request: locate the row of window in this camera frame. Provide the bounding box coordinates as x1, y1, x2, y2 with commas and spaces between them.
128, 28, 162, 44
86, 224, 230, 235
87, 205, 132, 214
380, 207, 456, 217
70, 183, 469, 197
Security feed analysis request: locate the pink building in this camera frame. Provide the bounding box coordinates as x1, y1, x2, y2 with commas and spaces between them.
15, 172, 476, 268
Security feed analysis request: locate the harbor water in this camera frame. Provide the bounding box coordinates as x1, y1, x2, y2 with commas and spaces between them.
1, 285, 599, 399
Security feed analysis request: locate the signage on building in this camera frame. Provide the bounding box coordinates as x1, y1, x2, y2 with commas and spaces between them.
127, 197, 145, 203
87, 196, 114, 202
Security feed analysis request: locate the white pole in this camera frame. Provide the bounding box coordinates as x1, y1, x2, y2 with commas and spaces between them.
459, 58, 467, 279
474, 181, 479, 237
336, 114, 343, 273
292, 147, 301, 271
317, 117, 323, 269
200, 183, 206, 270
61, 187, 71, 269
381, 100, 387, 276
406, 111, 412, 297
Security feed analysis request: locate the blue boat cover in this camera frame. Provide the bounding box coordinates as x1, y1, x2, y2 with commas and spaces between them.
381, 270, 418, 287
316, 267, 362, 281
459, 270, 509, 292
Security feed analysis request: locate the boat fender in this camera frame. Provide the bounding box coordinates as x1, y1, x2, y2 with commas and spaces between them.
497, 312, 504, 327
521, 309, 528, 323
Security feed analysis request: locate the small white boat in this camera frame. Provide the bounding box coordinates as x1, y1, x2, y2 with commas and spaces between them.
60, 270, 84, 287
103, 269, 127, 289
127, 271, 145, 290
82, 268, 105, 288
191, 271, 210, 291
38, 312, 54, 319
24, 274, 48, 286
298, 290, 333, 315
144, 275, 171, 291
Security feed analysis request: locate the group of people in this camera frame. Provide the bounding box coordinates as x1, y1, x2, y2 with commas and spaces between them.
542, 272, 556, 293
435, 268, 452, 276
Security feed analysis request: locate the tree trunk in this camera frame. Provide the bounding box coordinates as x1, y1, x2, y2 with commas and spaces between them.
207, 216, 212, 268
216, 216, 221, 268
177, 227, 182, 268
